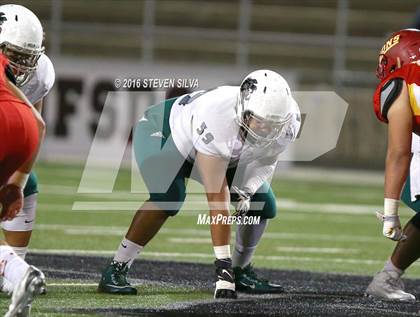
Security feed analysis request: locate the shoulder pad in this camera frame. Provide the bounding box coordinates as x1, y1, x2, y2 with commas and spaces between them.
39, 54, 55, 91
380, 78, 403, 120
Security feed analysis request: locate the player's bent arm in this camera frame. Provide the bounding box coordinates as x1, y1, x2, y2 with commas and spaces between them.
195, 151, 231, 246
0, 81, 45, 220
230, 159, 276, 217
195, 151, 230, 206
6, 79, 46, 182
384, 82, 413, 203
241, 157, 277, 195
376, 83, 412, 241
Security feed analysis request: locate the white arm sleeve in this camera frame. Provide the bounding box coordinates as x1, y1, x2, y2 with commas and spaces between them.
241, 159, 277, 195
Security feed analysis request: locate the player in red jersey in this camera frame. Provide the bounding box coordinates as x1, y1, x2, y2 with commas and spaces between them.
0, 52, 46, 317
0, 53, 43, 214
365, 29, 420, 302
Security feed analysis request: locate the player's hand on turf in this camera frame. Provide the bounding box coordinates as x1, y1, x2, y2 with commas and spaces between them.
376, 212, 406, 241
0, 184, 23, 221
232, 186, 251, 217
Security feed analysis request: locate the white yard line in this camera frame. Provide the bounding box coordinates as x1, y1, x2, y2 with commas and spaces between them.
37, 204, 137, 214
69, 199, 412, 216
32, 249, 116, 255
72, 201, 142, 210
47, 281, 150, 287
34, 223, 383, 243
37, 183, 414, 216
37, 201, 412, 219
275, 246, 359, 254
37, 166, 384, 185
169, 239, 359, 254
48, 283, 99, 287
39, 184, 77, 194
168, 238, 211, 244
274, 167, 383, 185
28, 248, 398, 266
69, 199, 384, 215
40, 184, 149, 200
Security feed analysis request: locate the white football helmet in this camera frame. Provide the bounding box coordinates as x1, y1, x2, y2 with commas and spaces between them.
0, 4, 44, 86
236, 69, 300, 146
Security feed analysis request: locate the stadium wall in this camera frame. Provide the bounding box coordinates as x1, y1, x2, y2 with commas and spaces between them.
41, 57, 383, 170
41, 57, 297, 165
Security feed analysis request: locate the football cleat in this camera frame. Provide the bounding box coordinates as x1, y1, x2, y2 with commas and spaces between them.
234, 264, 284, 294
4, 265, 45, 317
2, 276, 46, 296
15, 304, 30, 317
0, 276, 14, 295
39, 286, 47, 295
98, 261, 137, 295
214, 258, 237, 299
365, 270, 416, 302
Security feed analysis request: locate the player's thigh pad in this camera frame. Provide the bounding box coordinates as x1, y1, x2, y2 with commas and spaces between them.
410, 212, 420, 230
23, 171, 38, 197
146, 178, 187, 216
134, 121, 190, 216
401, 175, 420, 213
1, 193, 37, 231
246, 182, 277, 219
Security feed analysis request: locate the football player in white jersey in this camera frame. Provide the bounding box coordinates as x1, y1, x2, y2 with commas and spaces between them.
0, 4, 55, 296
98, 70, 301, 298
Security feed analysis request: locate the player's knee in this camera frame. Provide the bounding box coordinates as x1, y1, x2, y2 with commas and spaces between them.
248, 190, 277, 220
23, 172, 38, 197
260, 193, 277, 219
410, 212, 420, 231
401, 176, 420, 213
1, 193, 37, 231
148, 189, 186, 216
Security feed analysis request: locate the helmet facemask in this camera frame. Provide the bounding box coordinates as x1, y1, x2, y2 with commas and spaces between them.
376, 54, 387, 80
376, 54, 400, 80
238, 110, 293, 147
1, 41, 43, 86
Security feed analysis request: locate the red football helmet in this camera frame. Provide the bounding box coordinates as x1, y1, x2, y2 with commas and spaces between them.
376, 29, 420, 80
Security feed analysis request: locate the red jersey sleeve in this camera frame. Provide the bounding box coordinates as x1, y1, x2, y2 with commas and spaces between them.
373, 63, 420, 126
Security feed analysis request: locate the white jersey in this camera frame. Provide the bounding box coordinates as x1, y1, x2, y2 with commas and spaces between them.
169, 86, 300, 168
411, 134, 420, 201
20, 54, 55, 104
413, 134, 420, 153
